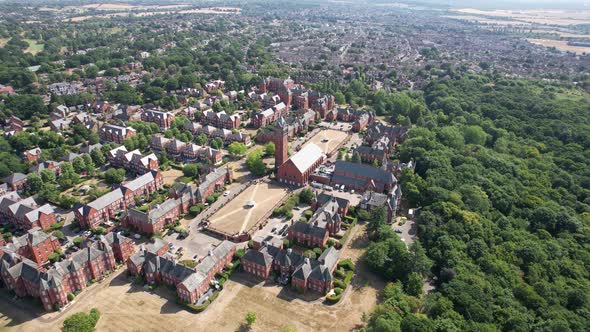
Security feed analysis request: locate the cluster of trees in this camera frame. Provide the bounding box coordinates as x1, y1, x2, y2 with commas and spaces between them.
27, 162, 80, 209
365, 73, 590, 331
364, 206, 431, 297
0, 122, 109, 178
246, 148, 268, 176
104, 168, 126, 185
62, 308, 100, 332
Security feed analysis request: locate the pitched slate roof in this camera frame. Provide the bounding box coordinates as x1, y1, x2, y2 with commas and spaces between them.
292, 258, 313, 280
316, 193, 349, 210
309, 200, 342, 229
334, 161, 396, 185
123, 171, 157, 192
80, 143, 103, 154
80, 188, 124, 214
242, 248, 274, 268
318, 246, 339, 270
355, 145, 386, 158
362, 191, 388, 207
275, 247, 303, 268
290, 221, 328, 239
104, 232, 132, 246
180, 271, 206, 292
3, 173, 27, 185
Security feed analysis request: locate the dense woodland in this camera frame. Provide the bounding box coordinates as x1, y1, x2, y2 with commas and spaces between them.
360, 74, 590, 331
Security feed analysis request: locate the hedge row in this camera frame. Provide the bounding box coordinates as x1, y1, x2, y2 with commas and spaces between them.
338, 258, 355, 271
180, 289, 222, 313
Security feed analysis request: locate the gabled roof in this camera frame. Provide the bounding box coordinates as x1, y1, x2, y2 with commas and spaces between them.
123, 171, 157, 192
285, 144, 324, 173
318, 246, 339, 270
362, 191, 388, 207
334, 161, 396, 185
292, 258, 313, 280
81, 188, 124, 214
3, 173, 27, 185
242, 248, 273, 268
316, 193, 349, 210
290, 221, 328, 239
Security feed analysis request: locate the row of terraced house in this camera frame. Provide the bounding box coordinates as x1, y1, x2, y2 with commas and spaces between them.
0, 232, 134, 311
123, 167, 232, 234
74, 171, 164, 229
127, 240, 235, 305
107, 146, 160, 174
184, 122, 251, 146
150, 134, 223, 165
0, 191, 58, 231
241, 243, 340, 295
140, 108, 175, 130
200, 109, 241, 129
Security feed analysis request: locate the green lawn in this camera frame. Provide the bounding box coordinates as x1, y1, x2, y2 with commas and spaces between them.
24, 39, 44, 54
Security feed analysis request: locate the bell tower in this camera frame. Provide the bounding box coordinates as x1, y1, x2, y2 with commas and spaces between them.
274, 117, 289, 169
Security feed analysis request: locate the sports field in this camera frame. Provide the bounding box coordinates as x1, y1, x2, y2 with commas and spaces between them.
207, 182, 288, 236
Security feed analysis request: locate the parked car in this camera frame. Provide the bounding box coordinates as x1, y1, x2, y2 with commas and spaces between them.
223, 191, 230, 197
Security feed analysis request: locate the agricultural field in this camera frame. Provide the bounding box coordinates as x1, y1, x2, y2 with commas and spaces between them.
528, 38, 590, 54
454, 8, 590, 26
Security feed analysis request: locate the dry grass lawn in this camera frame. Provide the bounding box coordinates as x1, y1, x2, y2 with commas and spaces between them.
0, 225, 378, 332
208, 182, 288, 235
162, 168, 184, 186
304, 129, 349, 156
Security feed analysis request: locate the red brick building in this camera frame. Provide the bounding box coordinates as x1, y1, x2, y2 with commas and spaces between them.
2, 228, 61, 265
99, 124, 137, 144
287, 221, 329, 248
23, 148, 42, 163
201, 110, 241, 129
277, 143, 325, 187
0, 240, 116, 311
330, 161, 397, 193
127, 240, 235, 304
274, 120, 289, 169
241, 245, 340, 295
103, 232, 136, 262
2, 173, 27, 191
0, 192, 58, 230
74, 171, 163, 229
107, 146, 159, 175
140, 108, 175, 130
250, 102, 288, 128
124, 168, 231, 234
